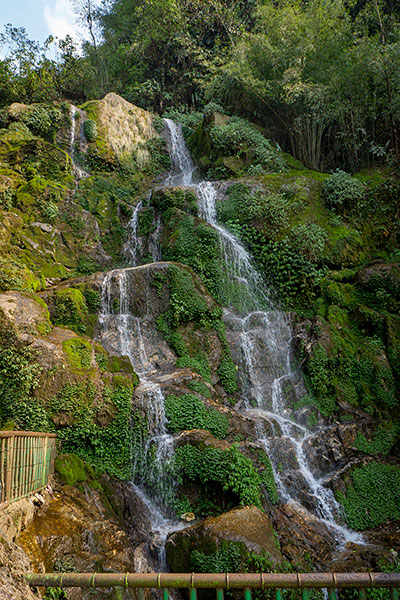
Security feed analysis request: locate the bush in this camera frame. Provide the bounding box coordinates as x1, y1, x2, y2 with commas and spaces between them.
289, 224, 327, 263
83, 119, 98, 142
21, 106, 63, 138
337, 462, 400, 529
209, 117, 286, 174
321, 170, 365, 210
165, 393, 229, 438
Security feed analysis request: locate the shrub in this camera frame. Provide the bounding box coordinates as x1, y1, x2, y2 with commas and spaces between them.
337, 462, 400, 529
321, 170, 365, 210
165, 393, 229, 438
289, 224, 327, 263
83, 119, 98, 142
209, 117, 286, 174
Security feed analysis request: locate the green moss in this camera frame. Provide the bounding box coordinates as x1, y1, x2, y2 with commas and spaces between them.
62, 338, 92, 370
55, 453, 87, 486
107, 355, 135, 377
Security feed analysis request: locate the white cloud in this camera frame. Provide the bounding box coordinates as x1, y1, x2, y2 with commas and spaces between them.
44, 0, 81, 40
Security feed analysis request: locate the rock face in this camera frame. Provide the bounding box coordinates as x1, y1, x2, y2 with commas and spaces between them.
81, 92, 157, 166
0, 536, 38, 600
166, 506, 284, 572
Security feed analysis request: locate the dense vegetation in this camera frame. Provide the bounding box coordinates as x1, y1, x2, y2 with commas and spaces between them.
0, 0, 399, 574
1, 0, 399, 172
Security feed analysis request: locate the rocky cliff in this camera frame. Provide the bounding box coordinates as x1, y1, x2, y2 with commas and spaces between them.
0, 96, 399, 598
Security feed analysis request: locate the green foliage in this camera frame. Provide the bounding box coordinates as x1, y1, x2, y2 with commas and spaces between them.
0, 313, 44, 430
137, 207, 156, 236
289, 224, 327, 263
44, 589, 67, 600
217, 351, 238, 394
83, 118, 97, 142
83, 288, 101, 312
156, 266, 237, 394
20, 105, 63, 139
337, 462, 400, 530
165, 393, 229, 438
304, 344, 337, 416
55, 377, 135, 479
191, 541, 243, 573
322, 170, 365, 210
207, 117, 286, 176
161, 211, 225, 302
52, 288, 88, 333
173, 443, 263, 509
258, 450, 279, 504
355, 422, 400, 456
188, 379, 211, 398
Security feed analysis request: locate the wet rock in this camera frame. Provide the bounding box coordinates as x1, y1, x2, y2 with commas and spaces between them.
355, 262, 400, 286
17, 484, 136, 599
166, 506, 284, 572
175, 429, 231, 450
272, 501, 336, 568
0, 496, 36, 544
328, 542, 399, 572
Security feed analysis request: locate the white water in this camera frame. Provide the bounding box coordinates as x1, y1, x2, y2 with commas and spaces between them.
163, 118, 363, 546
99, 270, 183, 567
69, 105, 89, 180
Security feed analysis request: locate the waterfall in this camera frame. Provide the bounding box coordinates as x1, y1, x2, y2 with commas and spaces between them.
99, 270, 184, 568
69, 105, 89, 180
162, 118, 363, 546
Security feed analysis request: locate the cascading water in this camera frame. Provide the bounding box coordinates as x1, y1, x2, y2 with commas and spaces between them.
69, 105, 89, 180
162, 119, 363, 546
99, 269, 184, 569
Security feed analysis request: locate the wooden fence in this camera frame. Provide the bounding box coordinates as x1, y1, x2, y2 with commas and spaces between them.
0, 431, 57, 504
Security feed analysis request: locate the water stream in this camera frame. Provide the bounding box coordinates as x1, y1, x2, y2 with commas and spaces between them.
69, 105, 89, 180
100, 118, 362, 572
162, 119, 363, 546
99, 270, 183, 568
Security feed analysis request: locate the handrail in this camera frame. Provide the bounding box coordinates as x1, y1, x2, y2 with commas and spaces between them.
25, 572, 400, 589
0, 431, 57, 438
0, 430, 57, 503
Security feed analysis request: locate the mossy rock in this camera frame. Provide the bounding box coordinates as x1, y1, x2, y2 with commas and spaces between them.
55, 453, 95, 486
62, 337, 93, 370
107, 354, 135, 376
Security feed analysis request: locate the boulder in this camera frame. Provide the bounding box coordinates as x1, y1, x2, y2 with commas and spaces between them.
81, 93, 157, 166
166, 506, 284, 572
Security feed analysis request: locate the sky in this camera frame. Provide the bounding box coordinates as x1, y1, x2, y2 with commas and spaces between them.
0, 0, 88, 58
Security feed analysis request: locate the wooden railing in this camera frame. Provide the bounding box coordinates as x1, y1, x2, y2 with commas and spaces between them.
25, 572, 400, 600
0, 431, 57, 503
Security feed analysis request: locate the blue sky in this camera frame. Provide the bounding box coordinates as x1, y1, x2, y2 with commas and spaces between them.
1, 0, 83, 52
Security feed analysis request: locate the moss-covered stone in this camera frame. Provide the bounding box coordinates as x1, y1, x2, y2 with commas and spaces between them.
62, 337, 93, 370
55, 453, 88, 486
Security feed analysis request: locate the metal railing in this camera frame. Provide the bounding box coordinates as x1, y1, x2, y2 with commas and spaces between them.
25, 572, 400, 599
0, 431, 57, 503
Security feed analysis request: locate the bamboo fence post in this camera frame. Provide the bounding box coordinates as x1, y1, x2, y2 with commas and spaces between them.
42, 437, 48, 488
5, 436, 14, 502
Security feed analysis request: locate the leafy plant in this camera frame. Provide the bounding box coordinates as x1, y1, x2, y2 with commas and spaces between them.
321, 170, 365, 210
83, 118, 98, 142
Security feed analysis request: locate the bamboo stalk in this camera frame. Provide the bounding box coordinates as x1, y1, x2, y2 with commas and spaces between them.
24, 573, 400, 590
